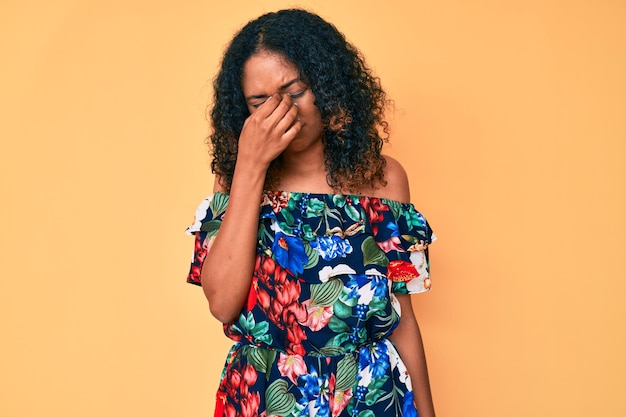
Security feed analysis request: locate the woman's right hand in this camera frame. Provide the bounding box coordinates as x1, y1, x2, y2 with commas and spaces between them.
200, 94, 302, 323
236, 93, 303, 171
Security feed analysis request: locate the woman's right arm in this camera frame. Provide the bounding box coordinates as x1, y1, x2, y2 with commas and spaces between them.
200, 94, 301, 323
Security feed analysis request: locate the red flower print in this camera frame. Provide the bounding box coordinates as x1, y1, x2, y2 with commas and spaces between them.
263, 191, 289, 213
362, 197, 390, 235
301, 300, 333, 331
387, 259, 420, 282
330, 387, 353, 417
240, 392, 261, 417
377, 236, 403, 253
214, 392, 226, 417
311, 373, 354, 417
189, 265, 202, 283
223, 403, 235, 417
277, 353, 307, 384
187, 234, 210, 284
216, 362, 261, 417
288, 341, 306, 356
254, 256, 288, 326
249, 255, 309, 353
242, 365, 256, 388
286, 324, 307, 354
257, 287, 270, 310
246, 276, 258, 312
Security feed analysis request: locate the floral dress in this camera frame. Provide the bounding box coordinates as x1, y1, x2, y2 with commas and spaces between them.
186, 191, 435, 417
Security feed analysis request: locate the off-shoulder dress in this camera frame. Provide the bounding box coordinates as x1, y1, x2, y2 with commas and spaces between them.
187, 191, 435, 417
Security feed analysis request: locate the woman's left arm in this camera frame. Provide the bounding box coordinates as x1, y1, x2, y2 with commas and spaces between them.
388, 294, 436, 417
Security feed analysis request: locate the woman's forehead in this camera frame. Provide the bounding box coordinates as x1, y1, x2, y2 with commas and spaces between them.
242, 52, 300, 90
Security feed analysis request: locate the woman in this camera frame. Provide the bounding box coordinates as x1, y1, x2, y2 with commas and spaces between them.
187, 9, 436, 417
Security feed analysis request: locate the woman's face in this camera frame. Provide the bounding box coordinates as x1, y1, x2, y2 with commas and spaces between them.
241, 51, 324, 155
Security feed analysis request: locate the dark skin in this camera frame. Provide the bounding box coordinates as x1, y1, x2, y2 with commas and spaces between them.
201, 50, 436, 417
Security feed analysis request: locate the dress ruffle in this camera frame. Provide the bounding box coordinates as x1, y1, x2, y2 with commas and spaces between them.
186, 191, 435, 291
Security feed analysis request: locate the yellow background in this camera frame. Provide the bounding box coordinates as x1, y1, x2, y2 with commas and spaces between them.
1, 0, 625, 416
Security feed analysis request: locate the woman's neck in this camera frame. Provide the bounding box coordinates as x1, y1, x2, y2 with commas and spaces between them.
277, 147, 332, 193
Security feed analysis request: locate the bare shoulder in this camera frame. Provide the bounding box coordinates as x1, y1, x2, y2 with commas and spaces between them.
370, 155, 411, 203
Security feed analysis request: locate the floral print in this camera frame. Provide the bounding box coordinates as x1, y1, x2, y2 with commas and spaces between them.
273, 232, 308, 275
187, 191, 435, 417
311, 235, 354, 261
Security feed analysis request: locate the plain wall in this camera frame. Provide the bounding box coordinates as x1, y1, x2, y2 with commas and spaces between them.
1, 0, 625, 416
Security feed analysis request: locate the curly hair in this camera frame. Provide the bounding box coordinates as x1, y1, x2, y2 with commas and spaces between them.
209, 8, 390, 192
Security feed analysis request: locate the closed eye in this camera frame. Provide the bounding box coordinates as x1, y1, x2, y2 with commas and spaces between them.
286, 89, 307, 99
251, 97, 270, 109
250, 89, 307, 109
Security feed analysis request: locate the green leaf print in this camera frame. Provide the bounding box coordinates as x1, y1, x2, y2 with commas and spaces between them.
237, 313, 272, 344
332, 299, 354, 318
251, 320, 269, 339
329, 196, 358, 221
265, 379, 297, 416
366, 298, 388, 318
301, 224, 315, 242
365, 388, 385, 406
354, 326, 367, 342
404, 209, 425, 228
339, 288, 358, 307
335, 355, 358, 391
311, 345, 345, 357
200, 219, 221, 237
278, 221, 295, 236
345, 204, 361, 222
386, 199, 402, 220
281, 208, 295, 225
255, 333, 273, 345
326, 207, 344, 224
287, 194, 300, 210
305, 198, 326, 218
310, 279, 343, 306
210, 192, 229, 217
247, 347, 276, 375
357, 410, 376, 417
303, 242, 319, 269
332, 194, 347, 208
361, 237, 389, 267
327, 315, 350, 333
326, 332, 351, 350
370, 375, 389, 391
238, 312, 254, 330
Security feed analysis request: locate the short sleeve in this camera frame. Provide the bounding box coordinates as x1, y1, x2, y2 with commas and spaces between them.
373, 199, 436, 295
185, 193, 230, 286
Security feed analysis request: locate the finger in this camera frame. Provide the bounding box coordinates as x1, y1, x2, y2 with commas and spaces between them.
274, 102, 300, 133
251, 94, 282, 118
265, 94, 295, 126
280, 117, 304, 143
